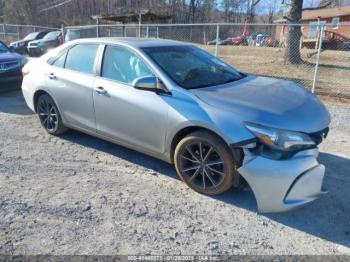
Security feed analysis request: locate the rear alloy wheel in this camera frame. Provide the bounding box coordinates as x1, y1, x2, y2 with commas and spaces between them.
174, 131, 236, 195
37, 94, 67, 135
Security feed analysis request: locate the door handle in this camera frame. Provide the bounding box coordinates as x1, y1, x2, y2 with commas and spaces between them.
48, 73, 57, 80
95, 86, 107, 95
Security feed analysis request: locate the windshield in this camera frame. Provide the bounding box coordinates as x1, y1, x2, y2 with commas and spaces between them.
23, 32, 39, 41
43, 31, 61, 40
142, 45, 243, 89
0, 42, 9, 52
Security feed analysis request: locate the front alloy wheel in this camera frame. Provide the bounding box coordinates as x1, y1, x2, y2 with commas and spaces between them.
175, 131, 236, 195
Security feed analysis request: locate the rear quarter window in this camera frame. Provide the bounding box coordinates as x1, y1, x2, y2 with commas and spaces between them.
52, 52, 67, 68
64, 44, 99, 75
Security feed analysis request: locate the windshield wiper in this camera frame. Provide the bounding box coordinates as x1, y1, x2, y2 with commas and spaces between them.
187, 75, 245, 89
221, 77, 242, 85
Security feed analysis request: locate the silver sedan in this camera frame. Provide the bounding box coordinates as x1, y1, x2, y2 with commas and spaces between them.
21, 38, 330, 212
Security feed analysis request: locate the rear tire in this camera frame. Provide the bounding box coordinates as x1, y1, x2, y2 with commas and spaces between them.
174, 130, 236, 195
36, 94, 67, 135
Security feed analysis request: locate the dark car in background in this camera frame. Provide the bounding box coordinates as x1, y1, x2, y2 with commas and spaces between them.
0, 41, 28, 90
9, 31, 49, 55
27, 31, 63, 57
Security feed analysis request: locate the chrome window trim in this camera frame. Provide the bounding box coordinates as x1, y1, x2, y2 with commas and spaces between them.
96, 43, 170, 93
48, 43, 100, 77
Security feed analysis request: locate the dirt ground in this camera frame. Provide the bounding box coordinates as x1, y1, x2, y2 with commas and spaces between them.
0, 90, 350, 255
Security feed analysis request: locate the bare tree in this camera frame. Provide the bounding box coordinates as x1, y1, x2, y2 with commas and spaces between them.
283, 0, 303, 64
267, 0, 280, 24
198, 0, 217, 22
246, 0, 261, 22
1, 0, 305, 27
221, 0, 243, 22
222, 0, 232, 22
187, 0, 201, 23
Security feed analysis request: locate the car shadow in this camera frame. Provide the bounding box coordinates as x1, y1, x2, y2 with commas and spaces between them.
59, 130, 178, 179
59, 130, 350, 248
0, 90, 33, 115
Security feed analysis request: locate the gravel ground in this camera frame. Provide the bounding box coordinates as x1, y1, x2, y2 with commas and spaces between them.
0, 91, 349, 255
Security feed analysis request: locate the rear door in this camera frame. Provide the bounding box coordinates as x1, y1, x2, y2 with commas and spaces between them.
46, 44, 99, 131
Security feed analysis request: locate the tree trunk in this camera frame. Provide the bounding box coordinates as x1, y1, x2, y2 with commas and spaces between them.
284, 0, 303, 64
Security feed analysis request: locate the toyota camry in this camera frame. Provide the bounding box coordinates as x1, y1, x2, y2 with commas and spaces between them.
21, 38, 330, 212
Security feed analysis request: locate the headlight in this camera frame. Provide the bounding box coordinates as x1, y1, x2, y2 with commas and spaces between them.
15, 42, 25, 48
243, 122, 315, 151
38, 42, 46, 48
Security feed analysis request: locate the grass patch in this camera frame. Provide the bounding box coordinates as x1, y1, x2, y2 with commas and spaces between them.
201, 45, 350, 99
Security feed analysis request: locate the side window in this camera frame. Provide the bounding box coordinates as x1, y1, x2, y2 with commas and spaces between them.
332, 17, 340, 29
65, 44, 99, 75
52, 52, 67, 68
101, 45, 153, 84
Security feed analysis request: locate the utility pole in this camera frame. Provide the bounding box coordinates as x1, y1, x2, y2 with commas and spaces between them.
137, 0, 141, 37
138, 9, 149, 38
107, 0, 111, 14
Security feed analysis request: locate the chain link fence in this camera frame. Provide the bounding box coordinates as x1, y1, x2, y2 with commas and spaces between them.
63, 23, 350, 100
1, 22, 349, 100
0, 24, 58, 44
215, 23, 350, 100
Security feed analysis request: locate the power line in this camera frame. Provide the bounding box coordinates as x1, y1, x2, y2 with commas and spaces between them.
40, 0, 75, 13
37, 0, 63, 10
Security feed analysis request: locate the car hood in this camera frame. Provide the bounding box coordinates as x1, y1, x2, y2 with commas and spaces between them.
30, 39, 56, 45
190, 75, 330, 133
10, 40, 27, 46
0, 51, 22, 62
29, 39, 45, 45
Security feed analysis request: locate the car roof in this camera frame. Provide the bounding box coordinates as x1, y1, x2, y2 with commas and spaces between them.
68, 37, 190, 48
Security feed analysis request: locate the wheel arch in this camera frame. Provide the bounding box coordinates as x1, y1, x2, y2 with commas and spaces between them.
169, 125, 238, 164
33, 90, 49, 113
33, 89, 63, 116
170, 125, 244, 188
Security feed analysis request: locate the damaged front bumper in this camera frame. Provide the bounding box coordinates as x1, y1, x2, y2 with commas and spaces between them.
237, 148, 326, 213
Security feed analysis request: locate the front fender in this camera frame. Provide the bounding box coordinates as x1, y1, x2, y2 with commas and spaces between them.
162, 90, 254, 159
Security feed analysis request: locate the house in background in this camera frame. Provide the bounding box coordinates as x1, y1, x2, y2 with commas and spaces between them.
275, 6, 350, 50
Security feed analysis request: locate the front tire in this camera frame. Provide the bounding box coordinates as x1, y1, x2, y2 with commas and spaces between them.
36, 94, 67, 135
174, 131, 236, 195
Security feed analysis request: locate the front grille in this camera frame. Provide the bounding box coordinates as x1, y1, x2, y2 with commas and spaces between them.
0, 68, 21, 78
0, 61, 20, 72
309, 127, 329, 145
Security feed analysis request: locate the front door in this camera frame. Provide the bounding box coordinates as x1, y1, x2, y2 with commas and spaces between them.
93, 45, 169, 154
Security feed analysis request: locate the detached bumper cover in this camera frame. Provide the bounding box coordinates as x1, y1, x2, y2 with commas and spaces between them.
238, 148, 326, 213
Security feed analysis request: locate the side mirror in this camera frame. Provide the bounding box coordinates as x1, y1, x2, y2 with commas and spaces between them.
132, 76, 168, 94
